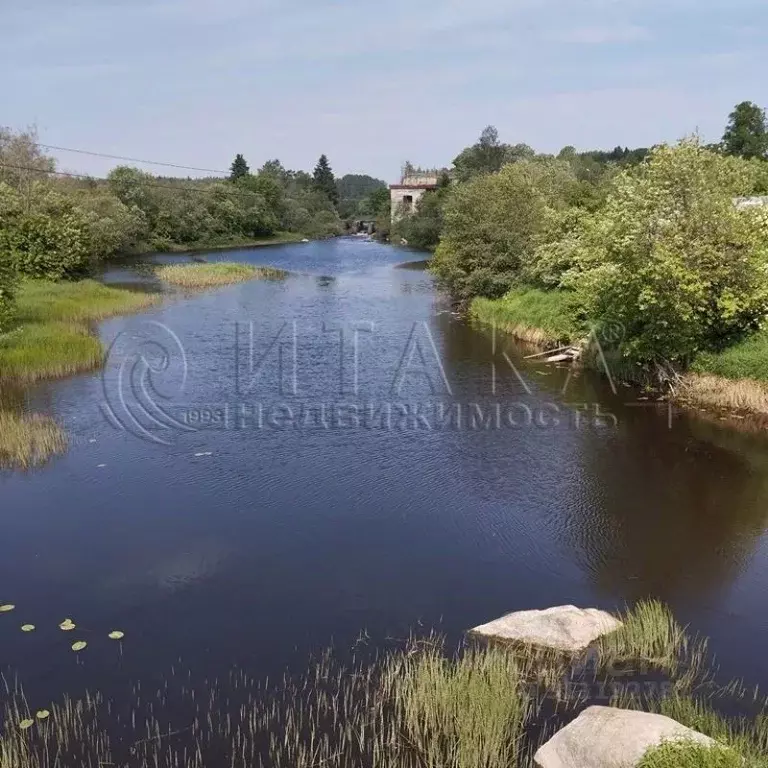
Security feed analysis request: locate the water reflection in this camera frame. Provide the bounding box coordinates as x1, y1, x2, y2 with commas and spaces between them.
2, 237, 768, 704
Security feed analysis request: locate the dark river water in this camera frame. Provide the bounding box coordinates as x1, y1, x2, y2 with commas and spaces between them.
2, 237, 768, 716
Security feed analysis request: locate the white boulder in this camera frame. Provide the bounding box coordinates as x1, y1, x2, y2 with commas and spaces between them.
470, 605, 622, 653
534, 706, 716, 768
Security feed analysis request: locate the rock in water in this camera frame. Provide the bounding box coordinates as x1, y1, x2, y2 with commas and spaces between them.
534, 706, 715, 768
470, 605, 622, 652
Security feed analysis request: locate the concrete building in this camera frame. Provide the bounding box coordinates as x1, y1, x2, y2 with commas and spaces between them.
390, 171, 440, 221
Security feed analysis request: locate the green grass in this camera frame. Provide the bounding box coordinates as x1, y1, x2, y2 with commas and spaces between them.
13, 279, 157, 326
153, 262, 287, 288
0, 280, 158, 470
383, 640, 535, 768
470, 287, 581, 346
597, 599, 707, 682
0, 281, 158, 384
638, 741, 744, 768
692, 329, 768, 382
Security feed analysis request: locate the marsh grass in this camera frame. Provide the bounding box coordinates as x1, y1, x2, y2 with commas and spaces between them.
0, 280, 159, 469
152, 262, 287, 289
13, 280, 158, 326
0, 281, 159, 385
470, 288, 581, 347
612, 692, 768, 767
679, 373, 768, 415
2, 605, 766, 768
596, 600, 707, 682
0, 411, 67, 469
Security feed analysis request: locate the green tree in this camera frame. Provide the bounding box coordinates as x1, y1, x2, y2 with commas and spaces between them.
0, 246, 17, 333
358, 187, 390, 218
453, 126, 535, 182
0, 182, 93, 279
431, 159, 577, 300
722, 101, 768, 159
313, 154, 339, 207
567, 139, 768, 364
73, 191, 149, 259
229, 153, 250, 181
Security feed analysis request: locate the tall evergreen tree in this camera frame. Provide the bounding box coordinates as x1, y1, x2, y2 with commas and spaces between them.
229, 154, 250, 181
313, 154, 339, 207
722, 101, 768, 159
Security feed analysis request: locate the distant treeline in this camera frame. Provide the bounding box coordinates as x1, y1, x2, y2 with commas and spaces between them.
355, 101, 768, 375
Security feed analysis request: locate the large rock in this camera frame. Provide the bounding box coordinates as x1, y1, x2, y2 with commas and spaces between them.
470, 605, 622, 653
534, 706, 716, 768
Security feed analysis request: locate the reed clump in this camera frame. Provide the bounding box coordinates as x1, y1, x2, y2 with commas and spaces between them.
679, 373, 768, 415
597, 599, 706, 680
153, 262, 287, 289
1, 603, 766, 768
0, 411, 67, 469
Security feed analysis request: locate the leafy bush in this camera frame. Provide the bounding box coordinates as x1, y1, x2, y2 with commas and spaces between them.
0, 182, 93, 279
431, 159, 578, 301
566, 140, 768, 365
0, 249, 16, 333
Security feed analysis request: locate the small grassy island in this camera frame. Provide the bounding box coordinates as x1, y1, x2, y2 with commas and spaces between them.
152, 261, 287, 288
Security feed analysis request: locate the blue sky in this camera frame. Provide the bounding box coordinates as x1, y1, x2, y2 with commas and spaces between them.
2, 0, 767, 181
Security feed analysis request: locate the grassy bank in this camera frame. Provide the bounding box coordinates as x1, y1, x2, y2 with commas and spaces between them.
0, 280, 159, 470
471, 286, 768, 417
0, 280, 158, 384
153, 262, 287, 289
470, 287, 581, 346
680, 332, 768, 414
161, 231, 306, 254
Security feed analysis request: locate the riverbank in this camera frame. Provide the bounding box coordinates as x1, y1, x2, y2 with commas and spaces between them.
0, 280, 159, 469
158, 231, 307, 254
471, 287, 768, 418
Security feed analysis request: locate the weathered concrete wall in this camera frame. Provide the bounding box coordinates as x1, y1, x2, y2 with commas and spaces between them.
390, 187, 428, 220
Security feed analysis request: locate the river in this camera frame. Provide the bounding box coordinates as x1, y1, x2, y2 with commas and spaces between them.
2, 237, 768, 721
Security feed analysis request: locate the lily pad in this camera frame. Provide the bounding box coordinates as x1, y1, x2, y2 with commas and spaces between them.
71, 641, 87, 652
21, 624, 35, 632
59, 619, 76, 631
19, 719, 34, 730
36, 710, 50, 720
0, 604, 15, 613
108, 631, 125, 640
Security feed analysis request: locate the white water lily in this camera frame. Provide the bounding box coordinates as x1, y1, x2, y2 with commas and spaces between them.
108, 631, 125, 640
59, 619, 76, 631
21, 624, 35, 632
71, 641, 87, 652
19, 719, 34, 730
36, 710, 50, 720
0, 604, 15, 613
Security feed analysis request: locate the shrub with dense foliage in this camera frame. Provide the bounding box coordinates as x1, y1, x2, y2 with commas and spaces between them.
0, 182, 93, 279
563, 140, 768, 365
431, 159, 578, 301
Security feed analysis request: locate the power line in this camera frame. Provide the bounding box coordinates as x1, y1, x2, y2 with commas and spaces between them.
0, 161, 266, 201
36, 143, 229, 176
